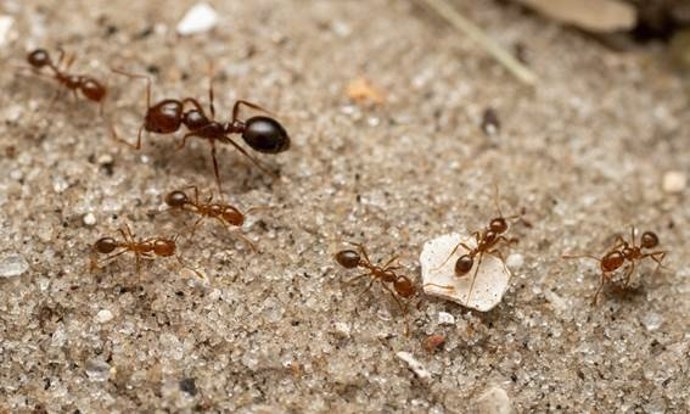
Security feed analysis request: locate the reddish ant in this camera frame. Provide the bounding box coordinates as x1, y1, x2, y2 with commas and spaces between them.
110, 68, 290, 193
25, 49, 107, 113
562, 227, 667, 304
163, 186, 257, 251
335, 243, 416, 335
91, 224, 190, 273
428, 188, 522, 305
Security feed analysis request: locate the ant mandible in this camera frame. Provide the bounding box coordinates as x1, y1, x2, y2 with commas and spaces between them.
26, 49, 107, 113
164, 186, 257, 251
91, 223, 179, 272
335, 242, 416, 335
562, 227, 667, 304
111, 68, 290, 193
429, 188, 522, 305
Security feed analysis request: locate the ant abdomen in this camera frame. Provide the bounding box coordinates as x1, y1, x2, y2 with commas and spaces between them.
455, 255, 474, 276
335, 250, 360, 269
242, 116, 290, 154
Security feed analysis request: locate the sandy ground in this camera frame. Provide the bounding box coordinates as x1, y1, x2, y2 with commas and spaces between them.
1, 0, 689, 412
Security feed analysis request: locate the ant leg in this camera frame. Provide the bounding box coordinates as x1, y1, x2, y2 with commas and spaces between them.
219, 135, 278, 178
181, 97, 206, 114
433, 242, 472, 271
381, 255, 399, 270
189, 217, 204, 239
644, 251, 668, 274
561, 253, 601, 262
111, 68, 152, 108
216, 217, 258, 252
344, 272, 371, 286
210, 140, 223, 195
231, 100, 274, 122
380, 282, 410, 336
622, 261, 636, 287
347, 242, 372, 265
465, 252, 483, 305
423, 282, 455, 291
111, 121, 145, 149
97, 248, 130, 268
591, 272, 607, 306
176, 131, 198, 150
176, 256, 205, 280
208, 62, 215, 120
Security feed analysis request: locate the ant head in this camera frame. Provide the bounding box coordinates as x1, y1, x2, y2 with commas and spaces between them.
242, 116, 290, 154
222, 206, 244, 226
455, 254, 474, 276
165, 190, 189, 208
153, 239, 176, 257
489, 217, 508, 234
335, 249, 361, 269
146, 100, 183, 134
27, 49, 51, 68
182, 109, 209, 130
94, 237, 117, 254
80, 78, 107, 102
641, 231, 659, 249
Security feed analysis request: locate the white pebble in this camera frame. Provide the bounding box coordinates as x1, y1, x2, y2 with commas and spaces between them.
505, 253, 524, 270
83, 213, 96, 226
396, 351, 431, 379
437, 311, 455, 326
0, 15, 14, 47
332, 321, 351, 338
96, 309, 114, 323
421, 233, 512, 312
0, 253, 29, 278
662, 171, 686, 193
176, 3, 219, 36
475, 386, 513, 414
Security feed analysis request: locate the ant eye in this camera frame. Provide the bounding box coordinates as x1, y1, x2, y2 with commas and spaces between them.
242, 116, 290, 154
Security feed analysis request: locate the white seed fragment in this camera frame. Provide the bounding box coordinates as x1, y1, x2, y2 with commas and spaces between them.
83, 213, 97, 226
421, 233, 512, 312
396, 351, 431, 379
176, 3, 219, 36
506, 253, 524, 270
437, 311, 455, 326
0, 253, 29, 278
0, 15, 14, 47
662, 170, 686, 193
96, 309, 114, 323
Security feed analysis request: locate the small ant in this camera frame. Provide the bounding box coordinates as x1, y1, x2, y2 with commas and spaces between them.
428, 188, 522, 305
25, 49, 107, 113
164, 186, 257, 251
91, 224, 180, 272
111, 68, 290, 192
562, 227, 667, 304
335, 243, 416, 335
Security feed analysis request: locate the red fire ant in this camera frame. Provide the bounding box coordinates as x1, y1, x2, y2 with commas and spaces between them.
562, 227, 667, 304
110, 68, 290, 193
427, 188, 523, 305
91, 224, 189, 273
335, 243, 416, 335
25, 49, 107, 113
163, 186, 257, 251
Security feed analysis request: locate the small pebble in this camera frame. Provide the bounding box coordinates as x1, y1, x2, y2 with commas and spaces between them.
662, 171, 686, 193
85, 358, 113, 382
0, 253, 29, 278
83, 213, 97, 227
332, 321, 351, 338
437, 311, 455, 326
177, 3, 219, 36
96, 309, 114, 323
396, 351, 431, 379
506, 253, 524, 270
476, 386, 514, 414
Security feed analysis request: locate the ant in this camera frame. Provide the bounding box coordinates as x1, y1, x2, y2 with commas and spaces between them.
25, 49, 107, 113
428, 188, 523, 305
110, 68, 290, 193
335, 242, 416, 335
91, 224, 182, 272
562, 227, 667, 304
163, 186, 257, 251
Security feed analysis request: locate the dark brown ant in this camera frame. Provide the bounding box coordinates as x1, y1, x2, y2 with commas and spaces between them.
335, 243, 416, 335
428, 188, 522, 305
25, 49, 107, 113
164, 186, 257, 251
562, 227, 667, 304
91, 224, 181, 272
110, 68, 290, 192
